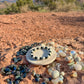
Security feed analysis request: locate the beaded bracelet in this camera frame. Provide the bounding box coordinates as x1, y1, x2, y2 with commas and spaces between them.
30, 46, 52, 60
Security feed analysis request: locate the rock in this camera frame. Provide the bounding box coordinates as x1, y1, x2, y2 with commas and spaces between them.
82, 76, 84, 84
44, 78, 49, 82
59, 75, 64, 80
79, 62, 84, 67
48, 68, 53, 75
79, 51, 84, 55
71, 71, 78, 78
41, 44, 45, 47
52, 70, 60, 79
74, 64, 82, 71
69, 65, 74, 69
58, 50, 66, 57
51, 77, 63, 84
61, 72, 65, 76
68, 61, 75, 66
74, 57, 81, 62
68, 59, 74, 63
65, 56, 73, 62
66, 76, 80, 84
51, 79, 59, 84
32, 71, 36, 76
48, 41, 55, 46
70, 51, 76, 56
56, 63, 61, 71
82, 66, 84, 70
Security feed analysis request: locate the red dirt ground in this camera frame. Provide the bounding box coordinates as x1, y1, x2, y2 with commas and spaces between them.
0, 12, 84, 84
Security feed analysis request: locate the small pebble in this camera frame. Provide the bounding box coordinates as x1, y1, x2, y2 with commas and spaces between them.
71, 71, 78, 78
58, 50, 66, 57
32, 71, 36, 76
65, 56, 73, 62
59, 75, 64, 80
61, 72, 65, 76
70, 51, 76, 55
41, 44, 45, 47
44, 78, 49, 82
74, 57, 81, 62
47, 41, 55, 46
52, 70, 60, 79
79, 51, 84, 55
51, 77, 63, 84
48, 68, 53, 75
68, 61, 75, 66
69, 65, 74, 69
74, 64, 82, 71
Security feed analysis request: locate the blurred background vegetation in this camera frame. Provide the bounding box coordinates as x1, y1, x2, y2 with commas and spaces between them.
0, 0, 84, 14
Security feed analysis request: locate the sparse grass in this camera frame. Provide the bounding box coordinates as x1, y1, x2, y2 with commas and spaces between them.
0, 0, 84, 14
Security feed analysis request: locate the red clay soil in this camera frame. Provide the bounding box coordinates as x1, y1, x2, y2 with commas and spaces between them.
0, 12, 84, 84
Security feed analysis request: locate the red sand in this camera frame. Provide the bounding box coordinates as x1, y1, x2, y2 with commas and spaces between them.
0, 12, 84, 84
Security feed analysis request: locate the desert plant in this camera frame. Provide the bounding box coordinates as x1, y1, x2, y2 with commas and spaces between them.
20, 5, 29, 13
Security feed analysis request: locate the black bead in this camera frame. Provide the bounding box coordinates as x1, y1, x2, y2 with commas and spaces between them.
40, 57, 43, 60
41, 47, 43, 49
48, 54, 51, 56
45, 56, 48, 59
31, 55, 33, 57
35, 57, 37, 60
32, 49, 35, 51
37, 47, 39, 50
48, 48, 50, 50
49, 51, 51, 53
45, 47, 47, 49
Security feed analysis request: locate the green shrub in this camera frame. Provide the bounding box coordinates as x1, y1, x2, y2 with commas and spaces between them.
0, 0, 84, 14
20, 5, 29, 13
5, 3, 19, 14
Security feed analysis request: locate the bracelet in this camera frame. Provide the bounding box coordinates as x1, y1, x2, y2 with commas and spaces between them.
30, 46, 52, 60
